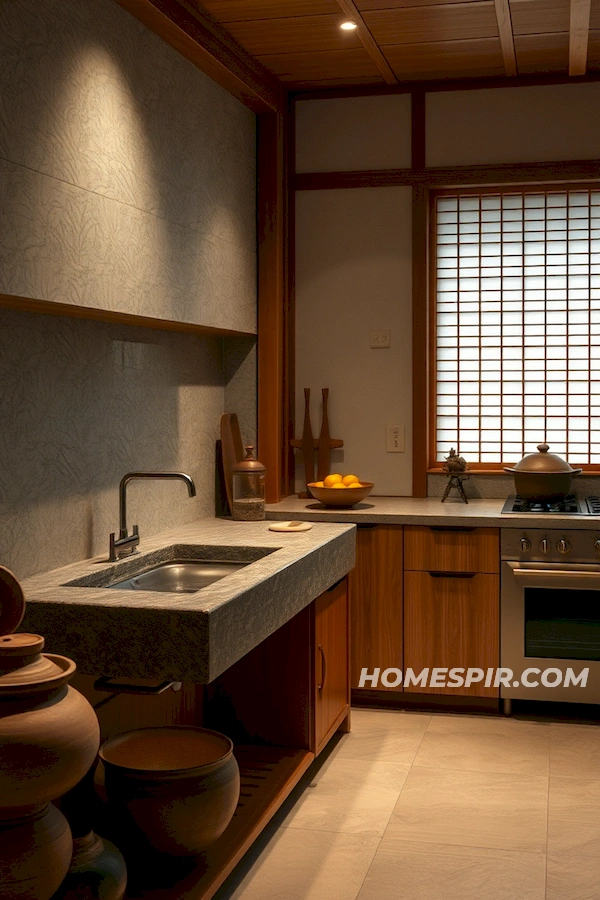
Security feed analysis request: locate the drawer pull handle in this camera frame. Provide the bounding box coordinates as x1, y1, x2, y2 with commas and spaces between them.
429, 526, 475, 533
318, 644, 327, 691
428, 571, 476, 579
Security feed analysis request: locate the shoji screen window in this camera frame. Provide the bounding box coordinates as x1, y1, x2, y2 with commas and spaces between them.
433, 188, 600, 467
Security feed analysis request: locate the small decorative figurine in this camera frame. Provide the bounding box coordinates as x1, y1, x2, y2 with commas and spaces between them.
441, 448, 470, 503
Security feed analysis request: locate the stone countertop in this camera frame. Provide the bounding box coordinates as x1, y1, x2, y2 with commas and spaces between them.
19, 518, 355, 684
266, 496, 600, 531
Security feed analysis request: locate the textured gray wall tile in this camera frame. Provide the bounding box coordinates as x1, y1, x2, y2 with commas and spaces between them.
0, 309, 225, 579
0, 0, 256, 332
224, 336, 258, 448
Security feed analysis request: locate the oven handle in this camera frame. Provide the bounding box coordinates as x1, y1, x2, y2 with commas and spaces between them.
509, 563, 600, 589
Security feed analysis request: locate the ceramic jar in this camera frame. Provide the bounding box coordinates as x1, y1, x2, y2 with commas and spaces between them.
0, 566, 101, 900
99, 726, 240, 857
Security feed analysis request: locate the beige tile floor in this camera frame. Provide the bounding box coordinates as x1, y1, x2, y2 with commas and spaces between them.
215, 708, 600, 900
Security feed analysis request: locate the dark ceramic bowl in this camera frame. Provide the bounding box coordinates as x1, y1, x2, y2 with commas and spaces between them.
100, 726, 240, 857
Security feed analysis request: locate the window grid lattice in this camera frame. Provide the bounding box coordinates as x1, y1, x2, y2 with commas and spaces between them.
435, 189, 600, 465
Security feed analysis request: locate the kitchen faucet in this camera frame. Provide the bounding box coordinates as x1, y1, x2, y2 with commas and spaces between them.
109, 472, 197, 561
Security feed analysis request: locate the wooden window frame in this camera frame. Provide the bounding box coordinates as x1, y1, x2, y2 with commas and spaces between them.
428, 181, 600, 474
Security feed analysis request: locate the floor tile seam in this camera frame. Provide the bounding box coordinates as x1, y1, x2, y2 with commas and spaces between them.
378, 832, 548, 856
369, 838, 548, 860
353, 834, 384, 900
276, 823, 388, 838
547, 771, 600, 783
408, 761, 552, 780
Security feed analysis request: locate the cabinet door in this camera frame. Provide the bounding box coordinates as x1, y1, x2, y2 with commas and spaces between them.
404, 571, 499, 697
314, 579, 349, 755
349, 525, 403, 691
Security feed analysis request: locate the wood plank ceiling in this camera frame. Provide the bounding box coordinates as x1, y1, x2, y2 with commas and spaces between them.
192, 0, 600, 88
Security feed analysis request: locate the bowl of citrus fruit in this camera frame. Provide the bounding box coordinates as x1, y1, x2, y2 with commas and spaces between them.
307, 474, 373, 508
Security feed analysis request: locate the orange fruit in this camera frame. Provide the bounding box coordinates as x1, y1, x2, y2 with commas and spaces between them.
313, 481, 325, 488
349, 481, 363, 487
332, 482, 347, 489
342, 474, 359, 486
323, 474, 343, 487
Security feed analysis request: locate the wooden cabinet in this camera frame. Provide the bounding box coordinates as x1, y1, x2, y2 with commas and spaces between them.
314, 578, 350, 755
404, 572, 499, 697
403, 525, 500, 698
349, 525, 403, 692
404, 525, 499, 574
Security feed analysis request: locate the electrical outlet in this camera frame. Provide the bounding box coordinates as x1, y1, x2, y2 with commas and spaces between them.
386, 425, 405, 452
369, 331, 391, 348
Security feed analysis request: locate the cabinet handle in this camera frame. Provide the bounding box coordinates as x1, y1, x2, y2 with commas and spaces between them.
428, 571, 476, 579
318, 644, 327, 691
94, 677, 182, 695
326, 578, 344, 592
429, 526, 475, 533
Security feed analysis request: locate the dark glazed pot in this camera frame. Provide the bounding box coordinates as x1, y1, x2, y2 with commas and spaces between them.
99, 727, 240, 857
504, 442, 582, 501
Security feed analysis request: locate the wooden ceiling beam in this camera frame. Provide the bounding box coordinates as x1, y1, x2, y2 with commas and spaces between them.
569, 0, 592, 75
493, 0, 518, 75
112, 0, 283, 113
334, 0, 398, 84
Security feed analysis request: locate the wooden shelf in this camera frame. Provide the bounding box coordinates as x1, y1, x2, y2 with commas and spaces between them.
124, 745, 314, 900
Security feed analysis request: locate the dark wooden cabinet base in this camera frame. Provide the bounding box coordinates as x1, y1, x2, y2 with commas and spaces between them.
71, 581, 349, 900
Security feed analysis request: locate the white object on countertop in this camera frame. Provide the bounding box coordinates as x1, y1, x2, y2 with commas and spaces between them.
268, 521, 313, 532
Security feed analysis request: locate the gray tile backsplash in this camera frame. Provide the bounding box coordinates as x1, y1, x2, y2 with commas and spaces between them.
0, 0, 256, 333
0, 309, 238, 579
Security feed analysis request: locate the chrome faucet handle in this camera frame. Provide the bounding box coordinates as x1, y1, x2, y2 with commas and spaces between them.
109, 524, 140, 562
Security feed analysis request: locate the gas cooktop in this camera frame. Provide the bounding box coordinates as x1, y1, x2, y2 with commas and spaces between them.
502, 495, 600, 515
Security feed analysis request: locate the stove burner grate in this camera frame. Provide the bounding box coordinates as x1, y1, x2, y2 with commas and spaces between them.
503, 494, 584, 514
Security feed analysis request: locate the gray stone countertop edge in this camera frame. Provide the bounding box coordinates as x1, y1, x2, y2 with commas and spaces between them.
265, 496, 600, 531
18, 517, 356, 684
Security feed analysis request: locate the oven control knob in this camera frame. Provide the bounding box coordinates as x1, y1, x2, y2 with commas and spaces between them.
519, 538, 531, 552
539, 538, 549, 554
557, 539, 570, 554
595, 540, 600, 556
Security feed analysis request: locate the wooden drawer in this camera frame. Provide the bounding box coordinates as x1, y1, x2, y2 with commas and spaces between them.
404, 571, 499, 697
404, 525, 499, 574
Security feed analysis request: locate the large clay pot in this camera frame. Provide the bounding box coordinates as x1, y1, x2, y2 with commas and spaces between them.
0, 566, 101, 900
99, 726, 240, 857
0, 804, 72, 900
51, 831, 127, 900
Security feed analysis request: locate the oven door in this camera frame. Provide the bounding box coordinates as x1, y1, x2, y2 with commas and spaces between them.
501, 560, 600, 702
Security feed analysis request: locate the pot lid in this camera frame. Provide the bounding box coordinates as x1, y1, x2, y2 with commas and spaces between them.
232, 446, 266, 475
511, 443, 577, 474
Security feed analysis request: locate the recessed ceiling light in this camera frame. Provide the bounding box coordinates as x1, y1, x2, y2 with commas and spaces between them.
340, 21, 357, 30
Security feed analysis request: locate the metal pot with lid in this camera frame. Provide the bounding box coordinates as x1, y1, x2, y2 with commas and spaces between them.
504, 443, 582, 501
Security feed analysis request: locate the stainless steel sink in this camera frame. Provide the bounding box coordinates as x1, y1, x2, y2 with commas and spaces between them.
107, 560, 248, 593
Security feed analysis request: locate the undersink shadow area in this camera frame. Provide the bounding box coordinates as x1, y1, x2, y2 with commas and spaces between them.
62, 544, 276, 590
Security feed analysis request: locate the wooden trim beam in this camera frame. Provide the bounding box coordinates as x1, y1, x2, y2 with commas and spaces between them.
412, 184, 429, 498
257, 112, 287, 503
295, 159, 600, 191
0, 293, 255, 338
494, 0, 518, 77
291, 71, 600, 103
334, 0, 398, 85
411, 91, 426, 171
570, 0, 592, 76
112, 0, 283, 113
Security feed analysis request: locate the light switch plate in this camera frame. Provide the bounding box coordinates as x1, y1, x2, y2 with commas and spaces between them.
386, 425, 405, 452
369, 330, 391, 348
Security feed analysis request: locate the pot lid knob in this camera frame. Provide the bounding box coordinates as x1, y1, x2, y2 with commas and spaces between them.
537, 443, 550, 453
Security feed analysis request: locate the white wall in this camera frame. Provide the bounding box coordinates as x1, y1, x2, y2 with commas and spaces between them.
294, 81, 600, 497
296, 94, 412, 172
426, 83, 600, 167
295, 187, 413, 496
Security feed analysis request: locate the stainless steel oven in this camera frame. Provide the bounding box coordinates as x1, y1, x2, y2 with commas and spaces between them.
501, 528, 600, 708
